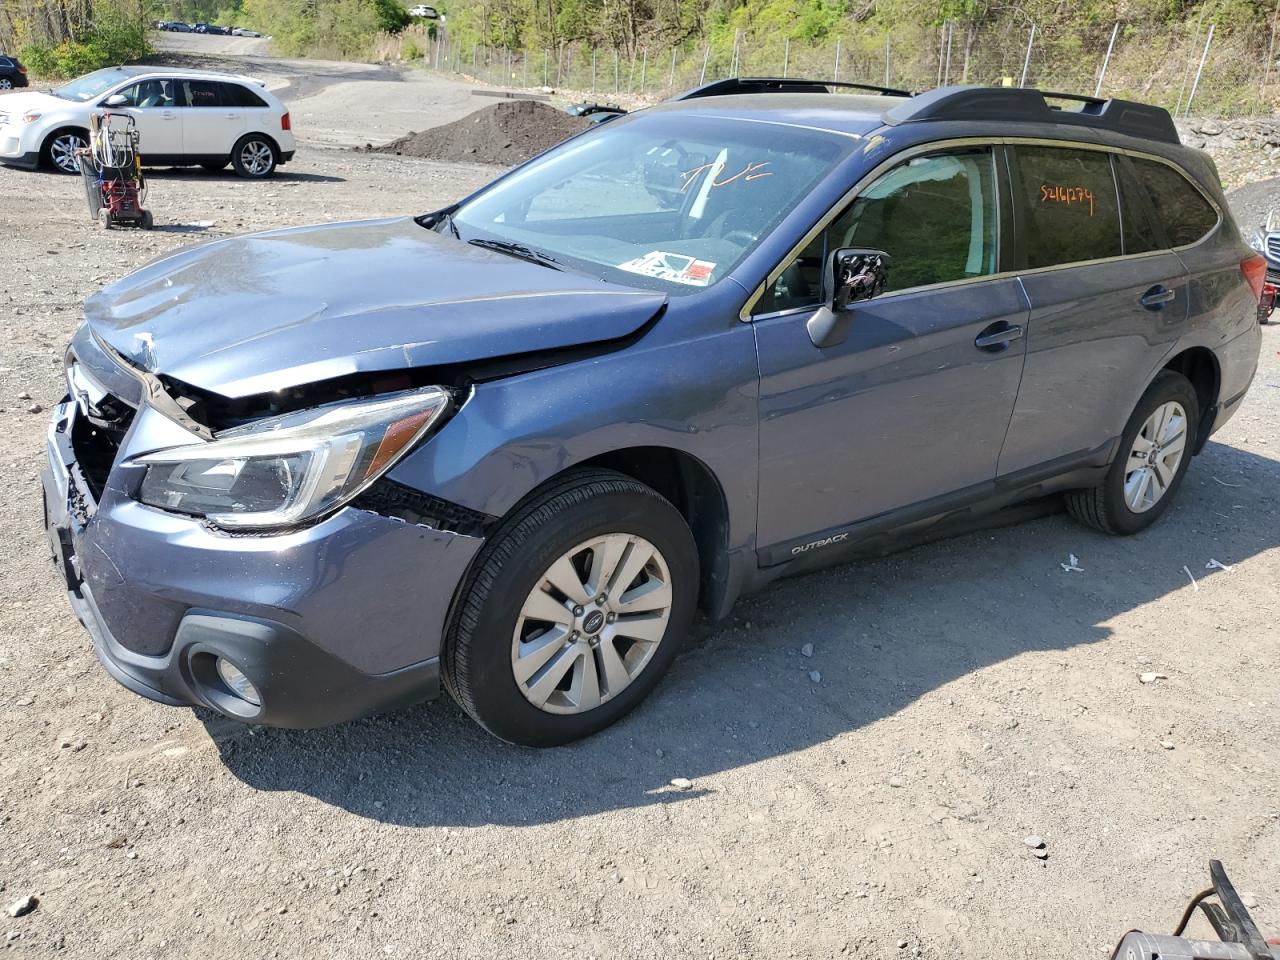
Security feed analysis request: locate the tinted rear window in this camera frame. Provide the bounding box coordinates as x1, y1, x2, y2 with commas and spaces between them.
182, 80, 222, 107
1130, 157, 1218, 247
221, 82, 268, 108
1014, 146, 1121, 269
1115, 158, 1163, 256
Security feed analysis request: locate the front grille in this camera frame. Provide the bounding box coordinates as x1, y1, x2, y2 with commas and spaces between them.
1267, 235, 1280, 259
70, 413, 128, 502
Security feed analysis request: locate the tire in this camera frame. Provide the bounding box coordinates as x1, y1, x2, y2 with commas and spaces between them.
140, 209, 154, 230
0, 79, 12, 90
97, 208, 112, 231
201, 160, 229, 172
43, 129, 88, 175
444, 469, 698, 747
1065, 370, 1199, 535
231, 135, 277, 178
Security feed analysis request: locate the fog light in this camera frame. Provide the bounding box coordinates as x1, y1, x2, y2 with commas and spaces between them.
215, 658, 261, 706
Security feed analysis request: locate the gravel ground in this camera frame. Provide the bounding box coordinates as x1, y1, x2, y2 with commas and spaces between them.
1, 48, 1279, 960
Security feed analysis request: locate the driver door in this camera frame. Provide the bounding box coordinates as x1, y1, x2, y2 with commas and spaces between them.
109, 78, 182, 159
752, 146, 1030, 561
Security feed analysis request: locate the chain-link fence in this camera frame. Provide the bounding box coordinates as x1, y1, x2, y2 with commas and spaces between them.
375, 18, 1279, 119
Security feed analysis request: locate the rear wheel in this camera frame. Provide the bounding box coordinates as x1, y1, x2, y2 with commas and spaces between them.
44, 129, 87, 174
0, 78, 13, 91
444, 469, 698, 746
1066, 370, 1199, 535
231, 135, 276, 178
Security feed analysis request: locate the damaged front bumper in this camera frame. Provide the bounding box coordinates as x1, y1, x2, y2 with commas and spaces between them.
42, 392, 484, 728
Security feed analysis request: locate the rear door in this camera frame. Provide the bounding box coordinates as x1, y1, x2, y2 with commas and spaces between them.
997, 144, 1189, 476
177, 79, 247, 158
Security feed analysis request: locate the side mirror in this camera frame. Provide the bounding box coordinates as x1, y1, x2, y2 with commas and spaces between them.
806, 248, 891, 348
103, 94, 129, 107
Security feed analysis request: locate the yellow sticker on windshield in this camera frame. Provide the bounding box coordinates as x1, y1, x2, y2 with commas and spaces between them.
619, 251, 717, 286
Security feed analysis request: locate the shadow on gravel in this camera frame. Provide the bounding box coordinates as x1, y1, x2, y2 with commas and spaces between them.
205, 436, 1280, 827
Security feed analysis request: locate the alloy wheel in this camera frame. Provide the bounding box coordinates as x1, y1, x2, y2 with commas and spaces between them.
0, 79, 12, 90
239, 140, 273, 176
511, 533, 673, 715
50, 133, 85, 173
1123, 400, 1187, 513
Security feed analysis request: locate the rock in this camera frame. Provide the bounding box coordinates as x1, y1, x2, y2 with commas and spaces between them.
1199, 119, 1224, 136
1241, 892, 1259, 909
26, 404, 42, 414
1161, 740, 1175, 750
1024, 835, 1045, 849
897, 939, 909, 949
800, 643, 814, 658
1032, 849, 1049, 860
6, 896, 36, 919
809, 670, 822, 683
16, 391, 30, 400
888, 776, 904, 788
670, 777, 693, 791
1139, 672, 1167, 684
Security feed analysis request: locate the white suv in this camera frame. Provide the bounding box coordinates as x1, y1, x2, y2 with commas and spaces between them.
0, 65, 295, 178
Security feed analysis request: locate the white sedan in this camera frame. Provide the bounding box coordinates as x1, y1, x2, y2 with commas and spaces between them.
0, 65, 296, 177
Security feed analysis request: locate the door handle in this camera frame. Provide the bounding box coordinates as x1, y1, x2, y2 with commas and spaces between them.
974, 322, 1024, 351
1140, 286, 1176, 310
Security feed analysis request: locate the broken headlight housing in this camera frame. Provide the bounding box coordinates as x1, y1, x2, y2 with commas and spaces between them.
132, 387, 450, 529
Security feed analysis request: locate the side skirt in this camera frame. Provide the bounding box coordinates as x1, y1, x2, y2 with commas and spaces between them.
752, 438, 1119, 577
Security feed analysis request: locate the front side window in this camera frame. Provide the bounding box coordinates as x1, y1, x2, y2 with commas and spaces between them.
1014, 146, 1122, 268
760, 147, 998, 312
113, 79, 176, 109
449, 113, 855, 295
1130, 157, 1218, 247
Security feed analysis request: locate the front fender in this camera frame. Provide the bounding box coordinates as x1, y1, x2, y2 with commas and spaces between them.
385, 320, 761, 558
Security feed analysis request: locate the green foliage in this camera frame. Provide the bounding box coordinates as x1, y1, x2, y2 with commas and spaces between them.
240, 0, 408, 58
402, 37, 423, 58
19, 3, 150, 79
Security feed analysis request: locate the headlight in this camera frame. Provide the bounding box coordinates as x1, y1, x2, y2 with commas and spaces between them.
1249, 233, 1266, 253
132, 387, 450, 529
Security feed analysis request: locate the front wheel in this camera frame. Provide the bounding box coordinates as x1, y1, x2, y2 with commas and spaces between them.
1066, 370, 1199, 535
44, 130, 87, 174
231, 135, 276, 178
444, 470, 698, 747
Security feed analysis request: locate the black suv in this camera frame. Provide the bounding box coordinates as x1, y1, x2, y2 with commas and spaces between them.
0, 54, 28, 90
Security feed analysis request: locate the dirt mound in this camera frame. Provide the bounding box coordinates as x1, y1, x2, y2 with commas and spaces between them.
376, 99, 591, 165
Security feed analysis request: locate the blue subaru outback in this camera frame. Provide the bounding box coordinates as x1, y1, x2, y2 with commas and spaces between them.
43, 80, 1265, 745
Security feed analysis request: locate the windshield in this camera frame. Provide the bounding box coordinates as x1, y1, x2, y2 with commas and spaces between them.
448, 112, 854, 294
54, 68, 130, 102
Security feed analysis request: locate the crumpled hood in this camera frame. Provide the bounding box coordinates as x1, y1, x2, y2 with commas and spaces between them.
84, 217, 667, 398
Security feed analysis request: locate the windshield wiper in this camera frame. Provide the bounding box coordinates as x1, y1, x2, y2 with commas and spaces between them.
468, 238, 561, 270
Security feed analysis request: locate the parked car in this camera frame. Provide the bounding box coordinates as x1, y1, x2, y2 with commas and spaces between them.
42, 80, 1264, 746
1248, 209, 1278, 322
0, 53, 28, 90
409, 5, 440, 17
0, 65, 294, 177
231, 27, 262, 37
165, 21, 193, 32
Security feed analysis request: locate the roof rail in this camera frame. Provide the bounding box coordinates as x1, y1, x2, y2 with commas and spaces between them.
671, 77, 914, 101
882, 85, 1179, 144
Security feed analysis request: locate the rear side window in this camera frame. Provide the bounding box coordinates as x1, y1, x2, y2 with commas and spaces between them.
1113, 158, 1164, 256
181, 80, 222, 107
1014, 146, 1121, 268
221, 82, 268, 108
1129, 158, 1218, 247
